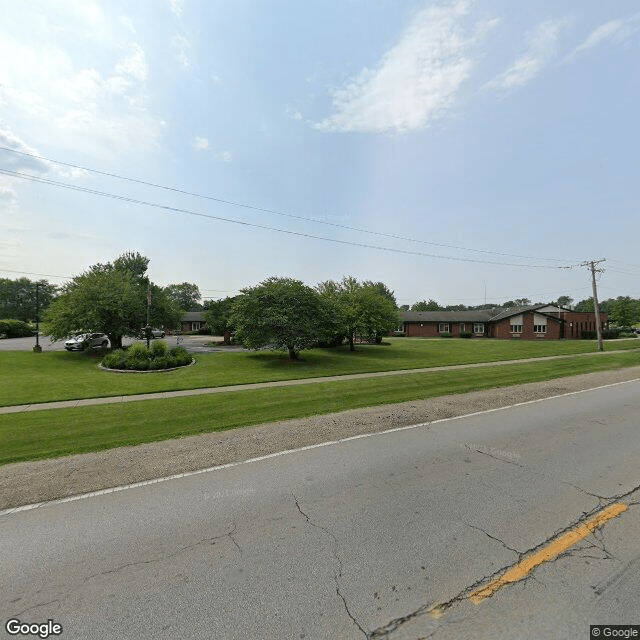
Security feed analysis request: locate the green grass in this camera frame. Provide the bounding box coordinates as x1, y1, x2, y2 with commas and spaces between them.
2, 338, 639, 407
2, 350, 639, 465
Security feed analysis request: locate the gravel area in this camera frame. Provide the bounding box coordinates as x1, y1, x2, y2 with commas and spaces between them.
2, 365, 640, 510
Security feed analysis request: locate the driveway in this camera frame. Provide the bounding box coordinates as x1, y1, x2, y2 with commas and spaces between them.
0, 335, 246, 353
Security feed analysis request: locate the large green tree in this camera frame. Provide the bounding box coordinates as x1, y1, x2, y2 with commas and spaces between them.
609, 296, 640, 327
0, 277, 58, 322
165, 282, 202, 311
44, 252, 181, 349
203, 296, 238, 344
318, 276, 399, 351
231, 277, 332, 360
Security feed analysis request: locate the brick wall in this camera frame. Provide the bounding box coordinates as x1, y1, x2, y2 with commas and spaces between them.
493, 314, 561, 339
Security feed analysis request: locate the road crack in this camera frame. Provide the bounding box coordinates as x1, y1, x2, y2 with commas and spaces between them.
292, 493, 368, 639
464, 523, 521, 556
369, 497, 632, 638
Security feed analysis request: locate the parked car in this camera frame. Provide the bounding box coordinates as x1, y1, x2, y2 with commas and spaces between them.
65, 333, 110, 351
138, 327, 166, 338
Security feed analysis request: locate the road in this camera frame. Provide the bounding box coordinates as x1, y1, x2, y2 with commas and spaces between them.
1, 381, 639, 639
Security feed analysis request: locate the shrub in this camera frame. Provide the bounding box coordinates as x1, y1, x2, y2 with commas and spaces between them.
459, 331, 472, 338
439, 332, 452, 338
170, 345, 192, 366
102, 350, 127, 369
581, 329, 620, 339
150, 340, 168, 358
0, 319, 35, 338
101, 341, 191, 370
392, 331, 405, 337
618, 332, 637, 338
127, 341, 149, 358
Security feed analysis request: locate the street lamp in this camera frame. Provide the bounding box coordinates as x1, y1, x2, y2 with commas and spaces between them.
33, 281, 42, 352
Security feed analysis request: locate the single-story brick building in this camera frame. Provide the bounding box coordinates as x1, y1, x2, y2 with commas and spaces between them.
399, 305, 607, 340
181, 311, 206, 333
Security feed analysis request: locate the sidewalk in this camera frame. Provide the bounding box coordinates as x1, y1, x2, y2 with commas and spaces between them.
3, 349, 636, 415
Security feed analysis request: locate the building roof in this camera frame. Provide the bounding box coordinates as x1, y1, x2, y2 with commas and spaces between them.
181, 311, 205, 321
401, 304, 568, 324
400, 310, 495, 323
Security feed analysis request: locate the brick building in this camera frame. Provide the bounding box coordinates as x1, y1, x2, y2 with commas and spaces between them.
399, 305, 607, 340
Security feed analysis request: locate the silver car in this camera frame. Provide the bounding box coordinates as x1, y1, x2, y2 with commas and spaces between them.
64, 333, 110, 351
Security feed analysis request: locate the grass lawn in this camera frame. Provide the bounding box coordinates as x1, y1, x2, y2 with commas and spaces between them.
1, 337, 639, 407
1, 349, 639, 465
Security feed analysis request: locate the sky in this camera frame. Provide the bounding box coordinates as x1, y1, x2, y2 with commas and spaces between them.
1, 0, 639, 308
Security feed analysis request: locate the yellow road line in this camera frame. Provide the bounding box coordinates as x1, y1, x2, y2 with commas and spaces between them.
469, 503, 628, 604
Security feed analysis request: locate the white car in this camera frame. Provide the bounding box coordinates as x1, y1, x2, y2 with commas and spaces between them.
65, 333, 110, 351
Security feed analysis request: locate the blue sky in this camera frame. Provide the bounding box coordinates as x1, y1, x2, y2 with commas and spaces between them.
1, 0, 639, 307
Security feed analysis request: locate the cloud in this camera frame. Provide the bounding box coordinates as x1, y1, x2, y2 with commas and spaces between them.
566, 14, 640, 61
0, 29, 160, 155
316, 0, 493, 133
0, 128, 52, 173
216, 150, 232, 163
193, 136, 211, 150
170, 0, 184, 18
172, 33, 191, 68
0, 185, 18, 204
487, 18, 569, 91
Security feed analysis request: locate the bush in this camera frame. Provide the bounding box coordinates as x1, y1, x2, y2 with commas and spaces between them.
459, 331, 472, 338
618, 332, 637, 338
101, 341, 192, 370
170, 345, 192, 366
102, 350, 127, 369
581, 329, 620, 339
392, 331, 405, 337
150, 340, 168, 358
439, 332, 452, 338
127, 341, 150, 358
0, 319, 35, 338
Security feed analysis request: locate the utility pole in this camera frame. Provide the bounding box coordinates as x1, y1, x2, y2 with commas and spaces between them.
581, 259, 606, 351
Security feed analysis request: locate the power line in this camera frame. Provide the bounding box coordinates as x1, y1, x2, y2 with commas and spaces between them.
0, 144, 570, 263
0, 168, 565, 269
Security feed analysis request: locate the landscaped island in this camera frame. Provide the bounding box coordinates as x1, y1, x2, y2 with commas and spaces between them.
101, 341, 192, 371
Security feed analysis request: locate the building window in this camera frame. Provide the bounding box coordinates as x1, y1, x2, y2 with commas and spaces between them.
459, 323, 465, 332
473, 323, 484, 334
510, 324, 523, 333
439, 323, 449, 333
192, 321, 202, 331
534, 325, 547, 333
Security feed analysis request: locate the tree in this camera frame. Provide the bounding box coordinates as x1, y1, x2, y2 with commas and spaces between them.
231, 277, 332, 360
555, 295, 573, 308
609, 296, 640, 327
514, 298, 532, 307
361, 280, 397, 308
204, 296, 238, 344
398, 304, 410, 311
44, 252, 181, 349
165, 282, 202, 311
318, 276, 399, 351
0, 277, 58, 322
574, 297, 595, 312
411, 299, 441, 311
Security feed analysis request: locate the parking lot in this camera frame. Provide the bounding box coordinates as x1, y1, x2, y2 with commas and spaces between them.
0, 335, 244, 353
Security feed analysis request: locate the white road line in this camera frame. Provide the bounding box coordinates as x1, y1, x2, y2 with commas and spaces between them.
2, 377, 639, 517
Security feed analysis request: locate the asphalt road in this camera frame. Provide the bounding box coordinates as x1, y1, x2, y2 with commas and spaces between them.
2, 381, 639, 639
